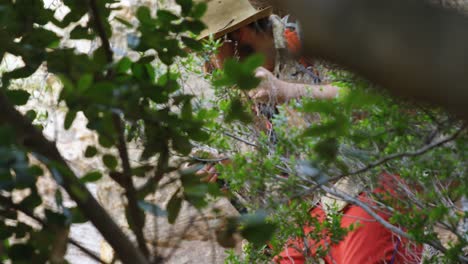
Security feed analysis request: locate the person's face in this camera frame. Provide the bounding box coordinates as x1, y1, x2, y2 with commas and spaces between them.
209, 25, 276, 71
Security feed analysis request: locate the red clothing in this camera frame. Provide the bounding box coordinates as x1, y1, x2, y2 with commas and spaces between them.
275, 175, 422, 264
284, 28, 301, 54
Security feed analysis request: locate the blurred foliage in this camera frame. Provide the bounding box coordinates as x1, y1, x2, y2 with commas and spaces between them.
0, 0, 270, 262
0, 0, 467, 263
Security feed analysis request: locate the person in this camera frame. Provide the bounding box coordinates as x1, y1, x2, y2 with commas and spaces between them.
198, 0, 338, 103
194, 0, 423, 263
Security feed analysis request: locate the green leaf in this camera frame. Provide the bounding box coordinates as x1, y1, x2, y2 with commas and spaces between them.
136, 6, 153, 25
77, 74, 93, 92
116, 57, 132, 73
103, 155, 118, 170
64, 110, 77, 130
240, 211, 276, 246
29, 166, 43, 177
144, 63, 156, 82
219, 58, 261, 90
172, 135, 192, 155
25, 110, 37, 122
157, 10, 179, 23
18, 192, 42, 209
70, 207, 88, 224
98, 134, 114, 148
84, 146, 98, 158
181, 99, 193, 120
139, 55, 156, 64
132, 165, 154, 177
225, 99, 252, 123
70, 25, 94, 40
176, 0, 193, 16
22, 27, 60, 48
5, 90, 30, 106
167, 190, 182, 224
243, 54, 264, 73
138, 200, 167, 217
182, 36, 203, 51
191, 3, 207, 19
132, 63, 145, 80
70, 184, 88, 201
85, 82, 115, 104
184, 20, 206, 34
314, 138, 339, 162
79, 171, 102, 183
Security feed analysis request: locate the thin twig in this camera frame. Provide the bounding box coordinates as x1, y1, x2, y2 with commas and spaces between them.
320, 124, 468, 186
190, 156, 230, 163
222, 131, 258, 148
69, 238, 107, 264
112, 114, 150, 257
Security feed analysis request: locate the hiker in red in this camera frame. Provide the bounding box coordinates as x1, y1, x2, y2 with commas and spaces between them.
197, 1, 423, 262
275, 174, 422, 264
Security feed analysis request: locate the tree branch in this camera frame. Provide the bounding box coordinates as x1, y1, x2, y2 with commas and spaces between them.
0, 93, 148, 264
338, 123, 466, 177
112, 114, 150, 257
87, 0, 113, 63
87, 0, 152, 259
68, 238, 107, 264
222, 131, 259, 148
286, 124, 466, 207
0, 195, 107, 264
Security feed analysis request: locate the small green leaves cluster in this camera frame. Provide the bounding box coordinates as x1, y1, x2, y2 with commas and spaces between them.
205, 63, 467, 262
0, 0, 281, 261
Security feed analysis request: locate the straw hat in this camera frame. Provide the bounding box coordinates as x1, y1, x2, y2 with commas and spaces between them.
195, 0, 272, 40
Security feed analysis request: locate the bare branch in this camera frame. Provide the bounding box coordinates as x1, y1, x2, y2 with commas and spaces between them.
112, 114, 150, 257
190, 156, 230, 163
69, 239, 107, 264
333, 123, 466, 180
222, 131, 259, 148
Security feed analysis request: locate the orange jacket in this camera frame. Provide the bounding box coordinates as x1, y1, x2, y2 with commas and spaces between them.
275, 174, 422, 264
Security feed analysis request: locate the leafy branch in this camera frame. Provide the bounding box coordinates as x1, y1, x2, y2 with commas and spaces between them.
0, 195, 106, 264
87, 0, 150, 258
0, 90, 149, 264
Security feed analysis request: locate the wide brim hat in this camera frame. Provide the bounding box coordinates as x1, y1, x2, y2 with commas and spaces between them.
195, 0, 273, 40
